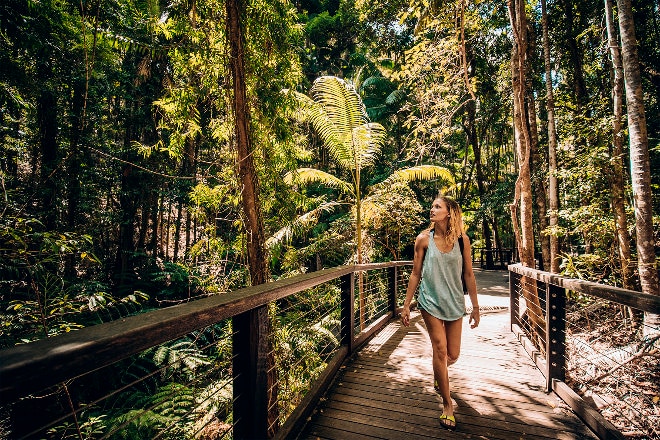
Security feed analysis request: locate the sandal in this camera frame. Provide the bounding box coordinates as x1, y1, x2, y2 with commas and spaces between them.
439, 413, 456, 431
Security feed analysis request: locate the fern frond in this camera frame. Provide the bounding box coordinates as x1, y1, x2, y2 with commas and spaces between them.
284, 168, 353, 195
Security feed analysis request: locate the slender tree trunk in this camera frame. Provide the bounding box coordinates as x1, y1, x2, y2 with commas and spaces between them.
605, 0, 634, 289
173, 200, 183, 262
165, 197, 172, 260
562, 0, 588, 107
508, 0, 546, 348
37, 90, 58, 231
526, 74, 550, 271
616, 0, 660, 331
466, 100, 494, 269
67, 80, 85, 233
225, 0, 276, 437
149, 191, 161, 257
115, 114, 139, 293
541, 0, 560, 273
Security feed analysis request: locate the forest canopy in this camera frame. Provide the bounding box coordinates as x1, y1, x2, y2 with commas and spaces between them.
0, 0, 658, 347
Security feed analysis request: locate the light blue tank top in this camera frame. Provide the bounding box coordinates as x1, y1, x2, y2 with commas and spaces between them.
417, 230, 466, 321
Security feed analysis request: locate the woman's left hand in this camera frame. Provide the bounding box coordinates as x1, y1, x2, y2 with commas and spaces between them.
469, 307, 480, 328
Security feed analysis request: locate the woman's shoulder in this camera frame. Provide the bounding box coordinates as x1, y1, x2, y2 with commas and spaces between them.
415, 229, 432, 246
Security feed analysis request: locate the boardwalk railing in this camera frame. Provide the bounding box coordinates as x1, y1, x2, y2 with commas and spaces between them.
0, 262, 412, 440
509, 263, 660, 440
471, 246, 516, 269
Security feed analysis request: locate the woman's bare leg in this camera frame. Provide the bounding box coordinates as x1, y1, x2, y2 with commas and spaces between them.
421, 310, 463, 420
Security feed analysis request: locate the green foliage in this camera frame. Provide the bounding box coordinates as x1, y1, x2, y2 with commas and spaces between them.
274, 284, 341, 418
0, 217, 151, 346
283, 76, 452, 267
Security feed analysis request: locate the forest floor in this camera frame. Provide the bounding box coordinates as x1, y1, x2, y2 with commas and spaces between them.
565, 300, 660, 439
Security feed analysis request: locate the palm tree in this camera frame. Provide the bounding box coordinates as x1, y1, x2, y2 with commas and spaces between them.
283, 76, 453, 329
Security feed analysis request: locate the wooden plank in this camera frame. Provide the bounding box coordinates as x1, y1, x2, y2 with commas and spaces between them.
301, 423, 382, 440
553, 380, 626, 440
306, 405, 475, 440
312, 400, 585, 440
328, 389, 595, 434
332, 373, 583, 420
296, 304, 601, 440
331, 383, 564, 418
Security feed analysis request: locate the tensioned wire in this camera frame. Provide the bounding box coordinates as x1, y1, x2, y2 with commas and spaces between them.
514, 275, 658, 435
100, 325, 238, 440
564, 296, 658, 436
13, 322, 238, 440
353, 269, 390, 332
267, 283, 342, 429
515, 278, 548, 349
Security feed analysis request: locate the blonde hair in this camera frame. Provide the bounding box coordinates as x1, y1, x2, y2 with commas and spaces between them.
429, 196, 464, 245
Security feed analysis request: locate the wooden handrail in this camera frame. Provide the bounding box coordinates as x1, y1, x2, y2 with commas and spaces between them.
508, 263, 660, 314
507, 263, 659, 440
0, 261, 412, 439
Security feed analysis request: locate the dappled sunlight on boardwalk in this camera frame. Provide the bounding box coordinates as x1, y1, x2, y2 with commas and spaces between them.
297, 270, 598, 440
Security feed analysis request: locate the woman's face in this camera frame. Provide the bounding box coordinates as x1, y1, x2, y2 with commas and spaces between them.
430, 199, 450, 223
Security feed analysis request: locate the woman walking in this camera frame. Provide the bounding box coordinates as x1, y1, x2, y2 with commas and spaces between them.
400, 195, 480, 430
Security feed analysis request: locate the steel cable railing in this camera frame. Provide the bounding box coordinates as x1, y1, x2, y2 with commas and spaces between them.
565, 296, 659, 438
353, 268, 390, 334
0, 262, 412, 440
268, 279, 343, 434
2, 319, 237, 439
509, 264, 660, 440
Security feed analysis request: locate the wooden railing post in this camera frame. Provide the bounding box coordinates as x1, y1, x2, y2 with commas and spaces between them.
388, 266, 398, 316
509, 270, 520, 331
546, 283, 566, 392
340, 272, 355, 354
233, 306, 270, 439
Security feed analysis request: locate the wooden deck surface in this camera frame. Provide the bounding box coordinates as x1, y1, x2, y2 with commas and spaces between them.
296, 270, 598, 440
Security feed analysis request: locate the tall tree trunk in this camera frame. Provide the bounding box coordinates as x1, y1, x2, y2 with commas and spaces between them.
616, 0, 660, 334
37, 90, 58, 231
562, 0, 588, 107
67, 80, 85, 233
508, 0, 546, 348
526, 71, 550, 271
466, 100, 494, 269
115, 120, 139, 294
225, 0, 276, 437
541, 0, 560, 273
173, 200, 183, 262
149, 190, 161, 257
605, 0, 633, 289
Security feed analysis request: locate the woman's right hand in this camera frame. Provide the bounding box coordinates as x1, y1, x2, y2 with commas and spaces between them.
401, 305, 411, 327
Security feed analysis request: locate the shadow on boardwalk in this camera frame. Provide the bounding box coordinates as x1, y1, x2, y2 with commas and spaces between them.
296, 269, 598, 440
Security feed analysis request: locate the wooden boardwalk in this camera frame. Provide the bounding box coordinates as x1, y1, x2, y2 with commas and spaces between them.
296, 270, 598, 440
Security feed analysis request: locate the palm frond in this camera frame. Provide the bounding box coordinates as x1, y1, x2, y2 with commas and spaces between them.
311, 76, 368, 131
310, 76, 370, 167
352, 123, 387, 170
284, 168, 353, 195
385, 165, 454, 184
266, 201, 342, 248
287, 89, 350, 168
